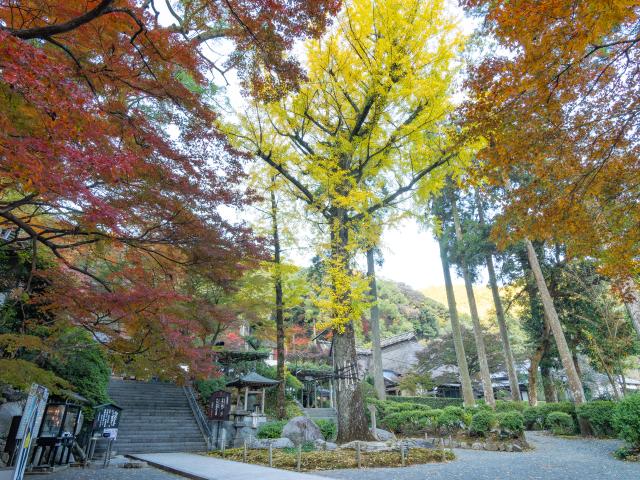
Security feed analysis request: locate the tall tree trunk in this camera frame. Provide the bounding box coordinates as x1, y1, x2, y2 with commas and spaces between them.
451, 198, 495, 407
621, 278, 640, 339
366, 248, 385, 400
524, 239, 587, 407
438, 232, 475, 407
331, 216, 374, 443
270, 183, 286, 420
528, 344, 544, 407
476, 192, 521, 401
541, 364, 558, 403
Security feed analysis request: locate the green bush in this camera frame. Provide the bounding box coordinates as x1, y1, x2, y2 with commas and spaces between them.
195, 377, 227, 400
381, 409, 435, 434
538, 401, 577, 422
387, 396, 463, 409
545, 411, 576, 435
257, 421, 287, 439
497, 411, 525, 437
613, 394, 640, 447
576, 401, 617, 437
437, 406, 470, 432
315, 419, 337, 441
523, 406, 544, 430
469, 410, 497, 436
495, 400, 527, 412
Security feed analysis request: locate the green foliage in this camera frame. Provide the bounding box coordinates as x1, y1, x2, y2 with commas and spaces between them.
538, 401, 577, 422
315, 419, 337, 441
386, 396, 463, 409
48, 329, 110, 406
0, 359, 70, 395
437, 406, 471, 432
613, 394, 640, 447
381, 409, 437, 434
195, 377, 228, 400
397, 371, 434, 396
576, 401, 617, 437
256, 363, 303, 391
496, 411, 525, 437
545, 411, 576, 435
495, 400, 527, 412
523, 406, 544, 430
469, 410, 497, 436
257, 421, 287, 439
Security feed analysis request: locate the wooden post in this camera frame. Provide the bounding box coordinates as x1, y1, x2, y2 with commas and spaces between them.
268, 443, 273, 467
296, 444, 302, 471
243, 440, 247, 463
244, 387, 249, 411
367, 404, 377, 434
356, 441, 361, 469
261, 388, 265, 414
401, 445, 406, 467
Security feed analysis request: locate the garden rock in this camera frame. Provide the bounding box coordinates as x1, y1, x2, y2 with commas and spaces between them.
372, 428, 396, 441
400, 438, 435, 449
339, 441, 394, 452
314, 439, 337, 450
282, 416, 323, 446
250, 437, 294, 449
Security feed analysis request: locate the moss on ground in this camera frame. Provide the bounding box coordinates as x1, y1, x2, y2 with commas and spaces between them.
209, 447, 455, 471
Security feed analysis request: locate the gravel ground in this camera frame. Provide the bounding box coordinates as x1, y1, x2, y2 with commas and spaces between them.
41, 456, 181, 480
42, 432, 639, 480
318, 432, 640, 480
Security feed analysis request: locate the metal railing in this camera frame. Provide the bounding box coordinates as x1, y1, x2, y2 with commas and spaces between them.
183, 385, 213, 451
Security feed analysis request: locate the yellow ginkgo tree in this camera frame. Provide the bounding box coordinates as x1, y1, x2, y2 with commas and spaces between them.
226, 0, 469, 442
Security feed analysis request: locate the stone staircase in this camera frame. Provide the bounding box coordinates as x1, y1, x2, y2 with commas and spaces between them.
303, 407, 338, 423
107, 379, 208, 454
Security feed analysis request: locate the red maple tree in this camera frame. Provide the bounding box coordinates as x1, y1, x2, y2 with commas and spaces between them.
0, 0, 339, 376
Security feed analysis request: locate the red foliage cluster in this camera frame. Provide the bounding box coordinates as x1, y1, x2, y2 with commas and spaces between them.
0, 0, 339, 376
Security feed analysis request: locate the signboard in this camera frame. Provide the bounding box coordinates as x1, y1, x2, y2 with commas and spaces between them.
92, 404, 122, 433
102, 428, 118, 440
208, 390, 231, 421
12, 384, 49, 480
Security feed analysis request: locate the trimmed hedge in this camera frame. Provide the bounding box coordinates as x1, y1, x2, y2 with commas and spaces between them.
469, 410, 496, 436
495, 400, 527, 412
576, 401, 617, 437
387, 396, 463, 409
436, 406, 471, 432
545, 411, 576, 435
613, 393, 640, 448
497, 411, 525, 437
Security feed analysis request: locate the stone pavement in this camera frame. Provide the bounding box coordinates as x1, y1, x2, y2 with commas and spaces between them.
319, 431, 640, 480
129, 452, 330, 480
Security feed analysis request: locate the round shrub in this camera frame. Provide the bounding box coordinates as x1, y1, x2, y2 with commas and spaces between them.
523, 406, 544, 430
497, 411, 525, 437
315, 419, 337, 441
545, 411, 575, 435
613, 393, 640, 448
257, 420, 286, 439
576, 401, 617, 437
437, 406, 470, 432
381, 409, 434, 434
469, 410, 497, 437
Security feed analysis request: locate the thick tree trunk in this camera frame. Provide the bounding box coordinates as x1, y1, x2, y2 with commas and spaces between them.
524, 239, 586, 406
476, 192, 521, 401
451, 198, 495, 407
366, 248, 385, 400
270, 185, 286, 420
541, 365, 558, 403
438, 233, 475, 407
331, 216, 374, 443
621, 278, 640, 339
